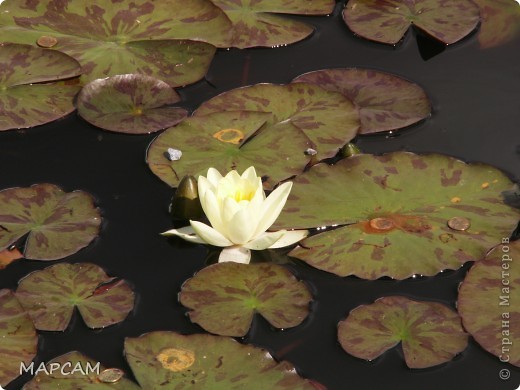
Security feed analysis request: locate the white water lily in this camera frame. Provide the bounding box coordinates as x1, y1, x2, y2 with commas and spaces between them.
163, 167, 308, 264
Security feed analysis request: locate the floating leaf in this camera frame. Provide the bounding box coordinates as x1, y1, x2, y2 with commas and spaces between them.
0, 289, 37, 388
0, 0, 231, 86
293, 68, 431, 134
474, 0, 520, 49
125, 331, 315, 389
77, 74, 187, 134
0, 247, 22, 269
195, 83, 360, 160
0, 183, 101, 260
23, 351, 140, 389
147, 111, 313, 189
338, 296, 468, 368
458, 241, 520, 366
343, 0, 480, 45
0, 43, 81, 131
209, 0, 334, 48
179, 262, 312, 336
275, 152, 520, 279
15, 263, 135, 331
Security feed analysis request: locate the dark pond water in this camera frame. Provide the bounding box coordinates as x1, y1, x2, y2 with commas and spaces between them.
1, 2, 520, 389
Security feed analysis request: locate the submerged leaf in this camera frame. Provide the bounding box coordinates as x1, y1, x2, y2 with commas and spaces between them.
147, 111, 313, 189
458, 241, 520, 367
195, 83, 360, 160
125, 331, 315, 389
474, 0, 520, 49
15, 263, 135, 331
23, 351, 140, 389
0, 183, 101, 260
0, 43, 81, 131
0, 289, 38, 388
338, 296, 468, 368
275, 152, 520, 279
209, 0, 334, 48
0, 0, 230, 86
0, 247, 23, 269
77, 74, 187, 134
179, 262, 312, 336
343, 0, 480, 45
293, 68, 431, 134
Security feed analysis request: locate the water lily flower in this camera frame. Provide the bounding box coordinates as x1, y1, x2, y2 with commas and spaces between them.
163, 167, 308, 264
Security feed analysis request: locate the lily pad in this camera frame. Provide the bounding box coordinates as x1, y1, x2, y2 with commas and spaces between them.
458, 241, 520, 366
0, 183, 101, 260
209, 0, 334, 48
125, 331, 315, 389
275, 152, 520, 279
23, 351, 140, 389
147, 111, 313, 189
195, 83, 360, 160
0, 289, 38, 388
293, 68, 431, 134
474, 0, 520, 49
0, 247, 22, 269
338, 296, 468, 368
0, 43, 81, 131
15, 262, 135, 331
179, 262, 312, 336
0, 0, 231, 86
76, 74, 187, 134
343, 0, 480, 45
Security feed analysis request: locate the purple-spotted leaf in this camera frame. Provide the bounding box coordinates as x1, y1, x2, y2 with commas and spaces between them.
0, 43, 81, 131
275, 152, 520, 279
125, 331, 316, 389
209, 0, 334, 48
15, 263, 135, 331
458, 241, 520, 366
0, 289, 37, 388
147, 111, 313, 189
179, 262, 312, 336
23, 351, 140, 389
0, 184, 101, 260
195, 83, 360, 160
343, 0, 480, 45
338, 296, 468, 368
77, 74, 187, 134
474, 0, 520, 49
0, 0, 231, 86
293, 68, 431, 134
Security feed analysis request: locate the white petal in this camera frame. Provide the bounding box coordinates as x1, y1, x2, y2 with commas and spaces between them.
227, 208, 257, 244
206, 167, 223, 188
190, 220, 233, 247
161, 226, 206, 244
268, 230, 309, 249
244, 231, 285, 250
247, 183, 265, 216
218, 247, 251, 264
197, 176, 214, 199
202, 190, 225, 232
241, 166, 257, 182
221, 196, 241, 224
254, 182, 292, 236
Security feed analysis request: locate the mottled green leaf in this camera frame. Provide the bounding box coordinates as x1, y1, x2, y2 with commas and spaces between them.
23, 351, 140, 389
276, 152, 520, 279
458, 241, 520, 367
209, 0, 334, 48
293, 68, 431, 134
338, 296, 468, 368
0, 43, 81, 131
474, 0, 520, 49
147, 111, 313, 189
0, 0, 230, 86
179, 262, 312, 336
125, 331, 315, 389
195, 83, 360, 160
77, 74, 187, 134
0, 183, 102, 260
343, 0, 480, 45
15, 263, 135, 331
0, 289, 37, 388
